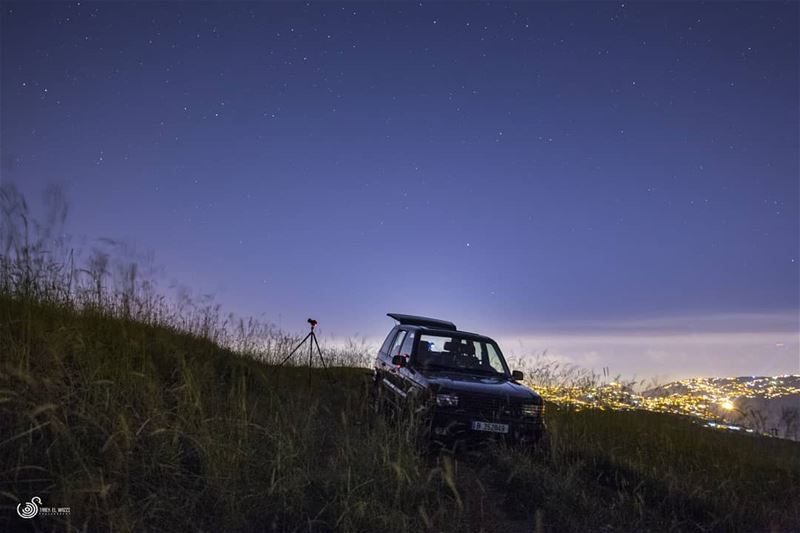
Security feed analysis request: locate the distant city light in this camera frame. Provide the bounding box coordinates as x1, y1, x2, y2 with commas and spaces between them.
530, 375, 799, 438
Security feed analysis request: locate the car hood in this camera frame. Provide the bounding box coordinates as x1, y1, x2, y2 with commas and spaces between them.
418, 370, 541, 403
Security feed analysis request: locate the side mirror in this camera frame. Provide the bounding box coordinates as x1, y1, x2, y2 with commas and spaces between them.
392, 355, 407, 367
511, 370, 524, 381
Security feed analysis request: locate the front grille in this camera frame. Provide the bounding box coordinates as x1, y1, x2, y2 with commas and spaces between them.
458, 395, 519, 419
451, 394, 544, 421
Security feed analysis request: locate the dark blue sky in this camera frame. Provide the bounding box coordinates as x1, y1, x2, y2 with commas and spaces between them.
2, 2, 798, 377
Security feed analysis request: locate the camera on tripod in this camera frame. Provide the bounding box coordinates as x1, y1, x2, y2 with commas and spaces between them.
279, 318, 328, 372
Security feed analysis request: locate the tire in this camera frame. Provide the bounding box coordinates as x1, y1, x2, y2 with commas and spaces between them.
531, 428, 551, 456
371, 380, 385, 415
513, 426, 550, 456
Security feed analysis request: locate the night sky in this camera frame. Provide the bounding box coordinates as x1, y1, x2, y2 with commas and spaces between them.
2, 2, 798, 379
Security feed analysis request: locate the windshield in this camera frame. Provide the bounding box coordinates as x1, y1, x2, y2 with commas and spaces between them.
414, 334, 509, 376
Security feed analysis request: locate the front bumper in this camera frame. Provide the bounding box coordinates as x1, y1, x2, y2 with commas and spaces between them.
427, 408, 546, 444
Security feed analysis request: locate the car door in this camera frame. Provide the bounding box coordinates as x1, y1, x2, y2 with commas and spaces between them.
395, 329, 424, 401
375, 325, 399, 373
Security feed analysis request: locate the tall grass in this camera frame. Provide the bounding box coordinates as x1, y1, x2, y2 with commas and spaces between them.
2, 185, 799, 531
0, 295, 476, 531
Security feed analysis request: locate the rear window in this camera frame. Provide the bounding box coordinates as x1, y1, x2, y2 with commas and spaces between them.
379, 328, 398, 354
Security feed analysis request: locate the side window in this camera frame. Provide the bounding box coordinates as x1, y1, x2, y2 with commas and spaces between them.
484, 343, 505, 373
399, 331, 415, 357
379, 327, 398, 355
389, 330, 407, 356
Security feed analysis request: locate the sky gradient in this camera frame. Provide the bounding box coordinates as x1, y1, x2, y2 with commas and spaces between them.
2, 2, 798, 379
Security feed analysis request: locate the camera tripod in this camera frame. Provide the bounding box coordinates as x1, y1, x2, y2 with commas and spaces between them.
278, 318, 329, 370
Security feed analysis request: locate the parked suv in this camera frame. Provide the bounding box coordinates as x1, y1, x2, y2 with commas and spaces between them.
372, 313, 546, 448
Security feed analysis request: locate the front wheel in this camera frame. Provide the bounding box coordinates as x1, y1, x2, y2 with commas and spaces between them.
529, 428, 550, 456
513, 426, 550, 456
371, 380, 386, 415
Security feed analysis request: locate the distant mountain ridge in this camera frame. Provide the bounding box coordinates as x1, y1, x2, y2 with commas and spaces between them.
643, 375, 800, 400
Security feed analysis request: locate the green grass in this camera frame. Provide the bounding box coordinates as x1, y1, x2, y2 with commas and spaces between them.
499, 407, 800, 531
2, 294, 799, 532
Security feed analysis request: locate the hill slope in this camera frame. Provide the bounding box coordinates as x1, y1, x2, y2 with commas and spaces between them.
2, 295, 799, 532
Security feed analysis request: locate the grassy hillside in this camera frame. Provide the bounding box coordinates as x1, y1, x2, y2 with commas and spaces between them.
2, 294, 799, 532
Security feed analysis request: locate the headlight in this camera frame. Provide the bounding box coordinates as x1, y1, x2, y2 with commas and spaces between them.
435, 394, 459, 407
521, 403, 544, 417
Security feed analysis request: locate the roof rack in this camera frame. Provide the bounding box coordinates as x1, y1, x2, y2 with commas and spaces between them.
387, 313, 457, 331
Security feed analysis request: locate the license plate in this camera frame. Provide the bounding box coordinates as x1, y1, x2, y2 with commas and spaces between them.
471, 421, 509, 434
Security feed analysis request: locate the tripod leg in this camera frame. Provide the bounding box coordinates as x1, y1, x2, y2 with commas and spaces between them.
279, 332, 312, 366
312, 333, 328, 369
307, 334, 314, 386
